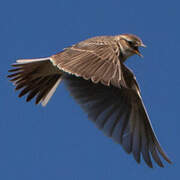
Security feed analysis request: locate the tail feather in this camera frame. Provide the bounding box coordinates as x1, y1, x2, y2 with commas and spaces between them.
41, 77, 62, 106
17, 57, 50, 63
8, 58, 62, 106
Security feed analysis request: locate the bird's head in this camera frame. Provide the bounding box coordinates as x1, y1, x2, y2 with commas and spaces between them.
116, 34, 146, 59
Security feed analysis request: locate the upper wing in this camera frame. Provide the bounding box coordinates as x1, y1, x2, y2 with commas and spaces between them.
50, 37, 124, 88
64, 64, 171, 168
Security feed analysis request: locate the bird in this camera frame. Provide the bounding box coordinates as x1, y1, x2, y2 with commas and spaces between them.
8, 34, 171, 168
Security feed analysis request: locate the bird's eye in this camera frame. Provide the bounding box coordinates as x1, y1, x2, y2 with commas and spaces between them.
128, 41, 134, 46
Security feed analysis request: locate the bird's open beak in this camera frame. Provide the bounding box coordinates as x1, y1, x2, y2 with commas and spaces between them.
134, 43, 146, 58
133, 49, 143, 58
140, 43, 146, 48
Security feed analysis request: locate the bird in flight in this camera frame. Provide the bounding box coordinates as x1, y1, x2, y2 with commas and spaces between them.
8, 34, 171, 168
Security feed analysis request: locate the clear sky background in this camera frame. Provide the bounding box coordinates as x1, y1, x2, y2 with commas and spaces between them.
1, 0, 179, 179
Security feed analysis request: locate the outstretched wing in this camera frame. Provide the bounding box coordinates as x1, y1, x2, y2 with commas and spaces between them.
64, 64, 171, 168
50, 36, 124, 88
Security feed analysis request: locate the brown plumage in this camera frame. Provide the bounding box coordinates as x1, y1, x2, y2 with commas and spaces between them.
8, 34, 171, 167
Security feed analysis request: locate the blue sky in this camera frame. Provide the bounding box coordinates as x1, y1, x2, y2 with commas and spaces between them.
1, 0, 179, 179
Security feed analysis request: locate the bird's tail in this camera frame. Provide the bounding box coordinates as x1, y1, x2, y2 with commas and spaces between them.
8, 57, 63, 106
